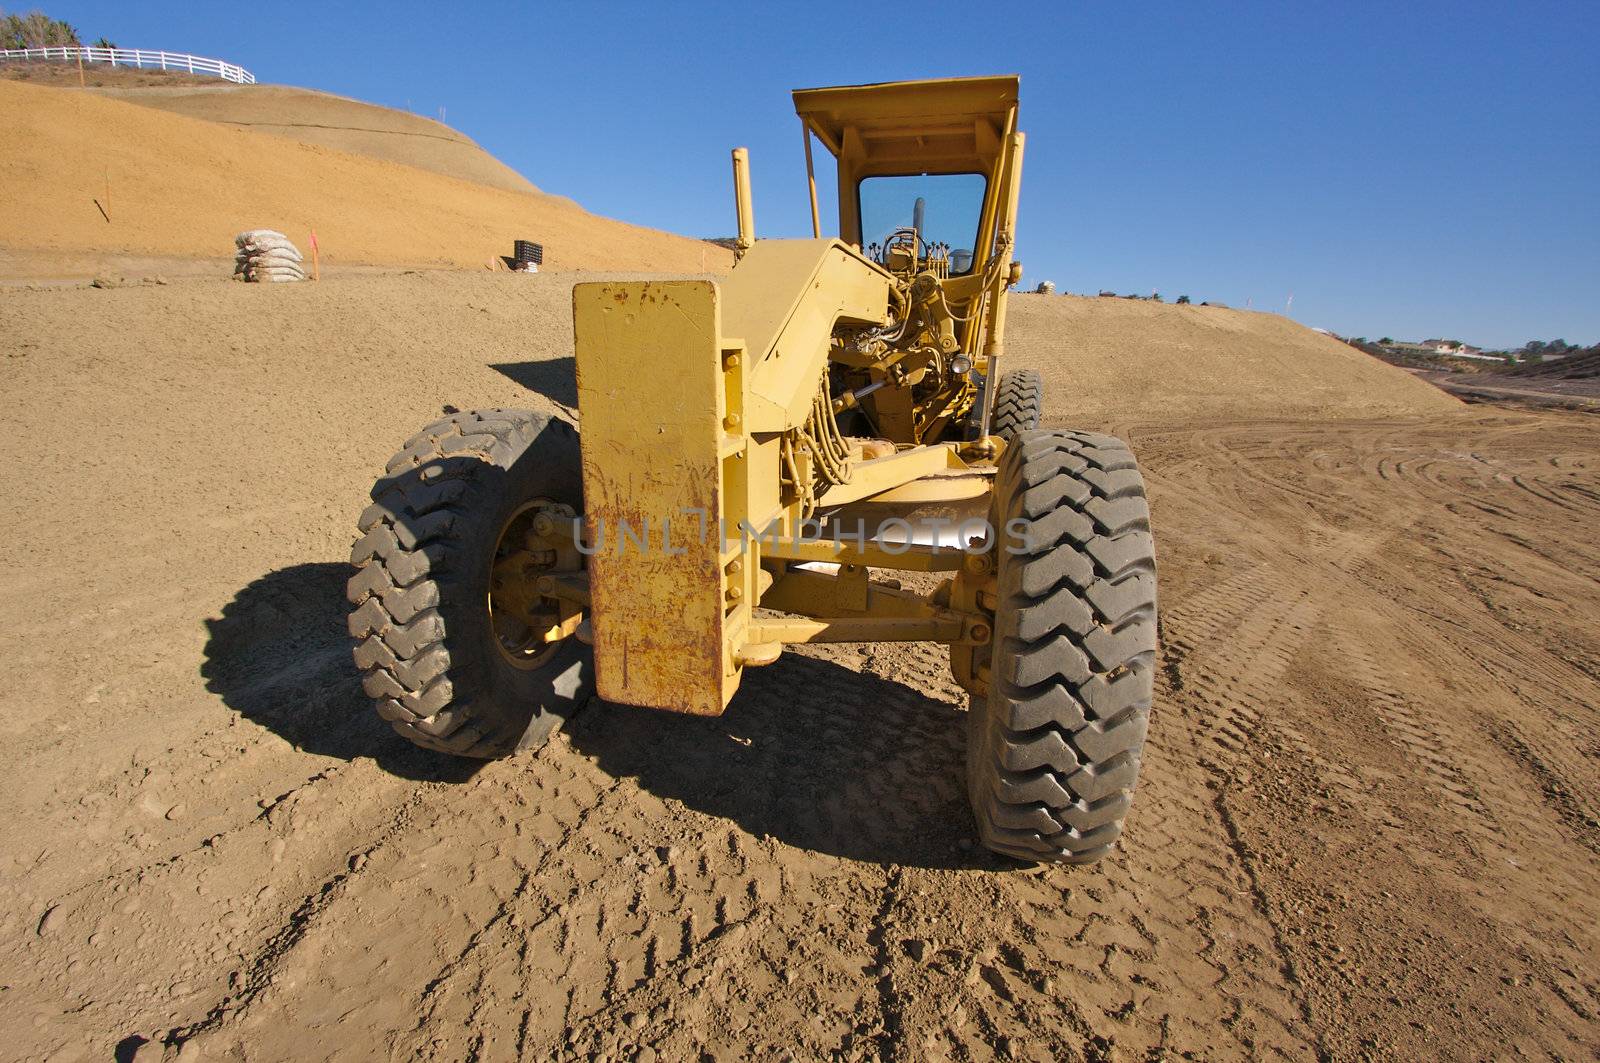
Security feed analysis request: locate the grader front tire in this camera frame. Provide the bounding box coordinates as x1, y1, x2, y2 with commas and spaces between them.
347, 409, 592, 758
967, 429, 1157, 863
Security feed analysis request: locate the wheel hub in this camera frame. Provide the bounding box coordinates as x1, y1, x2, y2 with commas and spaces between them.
488, 499, 583, 670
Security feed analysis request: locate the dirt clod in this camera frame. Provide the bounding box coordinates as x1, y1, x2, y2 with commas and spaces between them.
36, 905, 62, 936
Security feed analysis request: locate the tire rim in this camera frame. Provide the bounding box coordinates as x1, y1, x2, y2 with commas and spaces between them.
488, 499, 576, 671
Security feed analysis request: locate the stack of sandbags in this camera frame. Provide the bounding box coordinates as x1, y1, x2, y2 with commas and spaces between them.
233, 230, 307, 283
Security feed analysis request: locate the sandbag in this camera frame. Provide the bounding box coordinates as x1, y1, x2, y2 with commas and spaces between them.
234, 247, 302, 262
238, 258, 306, 273
244, 264, 306, 279
241, 250, 304, 268
235, 229, 289, 248
239, 239, 301, 258
232, 229, 308, 282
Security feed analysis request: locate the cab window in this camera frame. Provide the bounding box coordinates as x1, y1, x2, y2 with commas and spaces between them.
858, 172, 986, 274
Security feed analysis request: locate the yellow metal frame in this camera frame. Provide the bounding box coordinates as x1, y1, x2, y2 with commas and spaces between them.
571, 77, 1024, 717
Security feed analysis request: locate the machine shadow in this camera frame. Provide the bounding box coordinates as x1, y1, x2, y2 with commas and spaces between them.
490, 356, 578, 408
204, 565, 995, 865
564, 652, 995, 870
201, 562, 482, 784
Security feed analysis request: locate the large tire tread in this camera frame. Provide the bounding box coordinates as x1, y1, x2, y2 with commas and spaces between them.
969, 428, 1157, 863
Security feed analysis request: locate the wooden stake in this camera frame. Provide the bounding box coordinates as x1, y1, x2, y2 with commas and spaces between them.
310, 230, 320, 281
77, 51, 85, 87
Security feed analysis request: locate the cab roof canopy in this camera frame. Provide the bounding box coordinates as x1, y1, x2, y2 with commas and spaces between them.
792, 75, 1019, 178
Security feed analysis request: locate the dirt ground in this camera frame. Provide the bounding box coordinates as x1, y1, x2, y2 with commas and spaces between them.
2, 272, 1598, 1062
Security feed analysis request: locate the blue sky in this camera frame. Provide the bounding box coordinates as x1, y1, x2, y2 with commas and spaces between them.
40, 1, 1600, 348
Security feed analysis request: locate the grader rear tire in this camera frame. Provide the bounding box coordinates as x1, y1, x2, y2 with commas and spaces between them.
346, 409, 593, 758
990, 368, 1043, 441
967, 429, 1157, 863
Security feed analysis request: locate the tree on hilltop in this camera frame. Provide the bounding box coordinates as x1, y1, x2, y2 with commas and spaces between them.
1, 8, 82, 48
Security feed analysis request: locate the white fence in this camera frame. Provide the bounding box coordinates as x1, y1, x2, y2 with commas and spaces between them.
0, 46, 254, 84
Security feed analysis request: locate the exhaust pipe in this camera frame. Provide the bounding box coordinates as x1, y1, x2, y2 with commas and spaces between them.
732, 147, 755, 258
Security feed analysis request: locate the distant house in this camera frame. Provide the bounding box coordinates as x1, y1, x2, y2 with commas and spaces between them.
1382, 338, 1503, 363
1422, 339, 1482, 356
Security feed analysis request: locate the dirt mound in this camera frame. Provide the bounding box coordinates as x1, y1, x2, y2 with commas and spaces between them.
0, 78, 729, 273
3, 62, 540, 194
1008, 294, 1459, 423
4, 271, 1598, 1060
95, 82, 544, 196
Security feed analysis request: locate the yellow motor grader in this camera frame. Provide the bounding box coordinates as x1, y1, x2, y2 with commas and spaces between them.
347, 76, 1158, 863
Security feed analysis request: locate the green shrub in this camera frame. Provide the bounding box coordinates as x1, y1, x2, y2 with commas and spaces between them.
0, 9, 82, 49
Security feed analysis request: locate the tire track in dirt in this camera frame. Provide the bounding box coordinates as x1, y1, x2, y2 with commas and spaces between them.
1132, 413, 1600, 1056
182, 645, 966, 1061
853, 564, 1332, 1060
1325, 622, 1494, 830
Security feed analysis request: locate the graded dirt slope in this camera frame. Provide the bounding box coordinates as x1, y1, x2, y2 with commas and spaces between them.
93, 82, 545, 196
4, 272, 1598, 1061
0, 78, 729, 273
1009, 293, 1460, 422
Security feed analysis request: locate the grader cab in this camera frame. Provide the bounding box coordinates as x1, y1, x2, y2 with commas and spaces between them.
346, 76, 1158, 864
